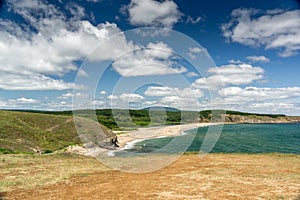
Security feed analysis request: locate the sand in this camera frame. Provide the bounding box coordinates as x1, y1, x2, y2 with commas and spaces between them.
115, 123, 216, 149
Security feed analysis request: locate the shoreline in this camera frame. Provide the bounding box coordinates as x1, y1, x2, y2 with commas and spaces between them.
115, 122, 220, 150
68, 123, 218, 156
68, 122, 299, 156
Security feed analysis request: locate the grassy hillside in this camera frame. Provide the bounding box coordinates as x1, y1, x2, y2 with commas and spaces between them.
0, 110, 81, 154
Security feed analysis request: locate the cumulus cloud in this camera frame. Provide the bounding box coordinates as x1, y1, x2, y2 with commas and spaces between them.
185, 72, 199, 77
66, 2, 86, 20
228, 59, 243, 64
0, 72, 77, 90
144, 86, 203, 98
214, 86, 300, 114
246, 55, 270, 63
93, 100, 105, 107
77, 69, 89, 77
143, 86, 203, 111
222, 8, 300, 57
189, 47, 203, 53
58, 92, 86, 99
192, 64, 265, 90
119, 93, 145, 102
0, 0, 137, 90
17, 97, 38, 104
219, 86, 300, 102
112, 42, 187, 77
124, 0, 182, 28
188, 46, 206, 59
157, 95, 200, 111
100, 90, 107, 95
108, 93, 145, 102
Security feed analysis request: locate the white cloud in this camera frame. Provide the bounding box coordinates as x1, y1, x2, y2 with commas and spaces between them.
219, 86, 300, 102
108, 95, 118, 100
222, 8, 300, 57
108, 93, 145, 102
0, 19, 129, 76
250, 102, 295, 109
144, 86, 203, 110
0, 72, 77, 90
77, 69, 89, 77
100, 90, 107, 95
93, 100, 105, 106
144, 86, 203, 98
58, 93, 73, 99
186, 16, 202, 24
189, 47, 203, 53
120, 93, 145, 102
17, 97, 37, 104
58, 92, 86, 99
159, 95, 180, 104
192, 64, 264, 90
228, 59, 243, 64
157, 95, 200, 111
66, 2, 86, 20
107, 93, 145, 109
0, 0, 137, 90
125, 0, 182, 28
188, 47, 206, 59
112, 42, 187, 77
246, 55, 270, 63
185, 72, 199, 77
192, 87, 300, 115
0, 99, 7, 107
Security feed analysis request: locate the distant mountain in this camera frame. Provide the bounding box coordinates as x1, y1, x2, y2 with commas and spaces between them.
142, 106, 181, 112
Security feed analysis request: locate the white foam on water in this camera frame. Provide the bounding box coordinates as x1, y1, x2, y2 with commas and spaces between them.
122, 139, 145, 150
106, 150, 115, 157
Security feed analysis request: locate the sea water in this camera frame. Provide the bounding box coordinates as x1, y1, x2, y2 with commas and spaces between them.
116, 124, 300, 155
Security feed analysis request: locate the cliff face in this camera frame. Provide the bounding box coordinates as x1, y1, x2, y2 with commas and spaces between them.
73, 117, 118, 150
200, 113, 300, 124
225, 115, 300, 124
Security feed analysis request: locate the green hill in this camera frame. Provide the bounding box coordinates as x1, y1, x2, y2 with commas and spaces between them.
0, 110, 82, 154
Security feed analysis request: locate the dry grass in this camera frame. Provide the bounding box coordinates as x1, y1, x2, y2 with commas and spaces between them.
0, 153, 109, 192
1, 153, 300, 199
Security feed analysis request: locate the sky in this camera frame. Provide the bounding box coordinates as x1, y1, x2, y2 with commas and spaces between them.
0, 0, 300, 115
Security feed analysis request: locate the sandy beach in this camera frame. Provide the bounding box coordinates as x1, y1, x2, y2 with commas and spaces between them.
69, 123, 219, 156
115, 123, 217, 149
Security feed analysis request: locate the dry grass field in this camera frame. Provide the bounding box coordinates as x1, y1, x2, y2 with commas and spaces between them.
1, 153, 299, 200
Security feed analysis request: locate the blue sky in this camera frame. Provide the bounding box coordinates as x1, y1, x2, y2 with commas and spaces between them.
0, 0, 300, 115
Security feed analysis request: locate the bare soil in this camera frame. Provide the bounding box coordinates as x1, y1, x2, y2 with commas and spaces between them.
2, 153, 300, 200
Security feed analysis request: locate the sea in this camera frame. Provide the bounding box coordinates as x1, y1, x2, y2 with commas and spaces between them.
116, 123, 300, 155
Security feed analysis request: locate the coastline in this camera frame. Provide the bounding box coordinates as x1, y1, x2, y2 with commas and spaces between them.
115, 122, 219, 150
67, 123, 219, 156
72, 122, 299, 156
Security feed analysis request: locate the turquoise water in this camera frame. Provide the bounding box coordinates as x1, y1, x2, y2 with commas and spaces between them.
119, 124, 300, 155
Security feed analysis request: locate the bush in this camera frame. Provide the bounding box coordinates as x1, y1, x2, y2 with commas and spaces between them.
42, 149, 53, 154
0, 148, 15, 154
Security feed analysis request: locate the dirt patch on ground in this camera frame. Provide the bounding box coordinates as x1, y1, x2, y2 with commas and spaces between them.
3, 153, 300, 200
